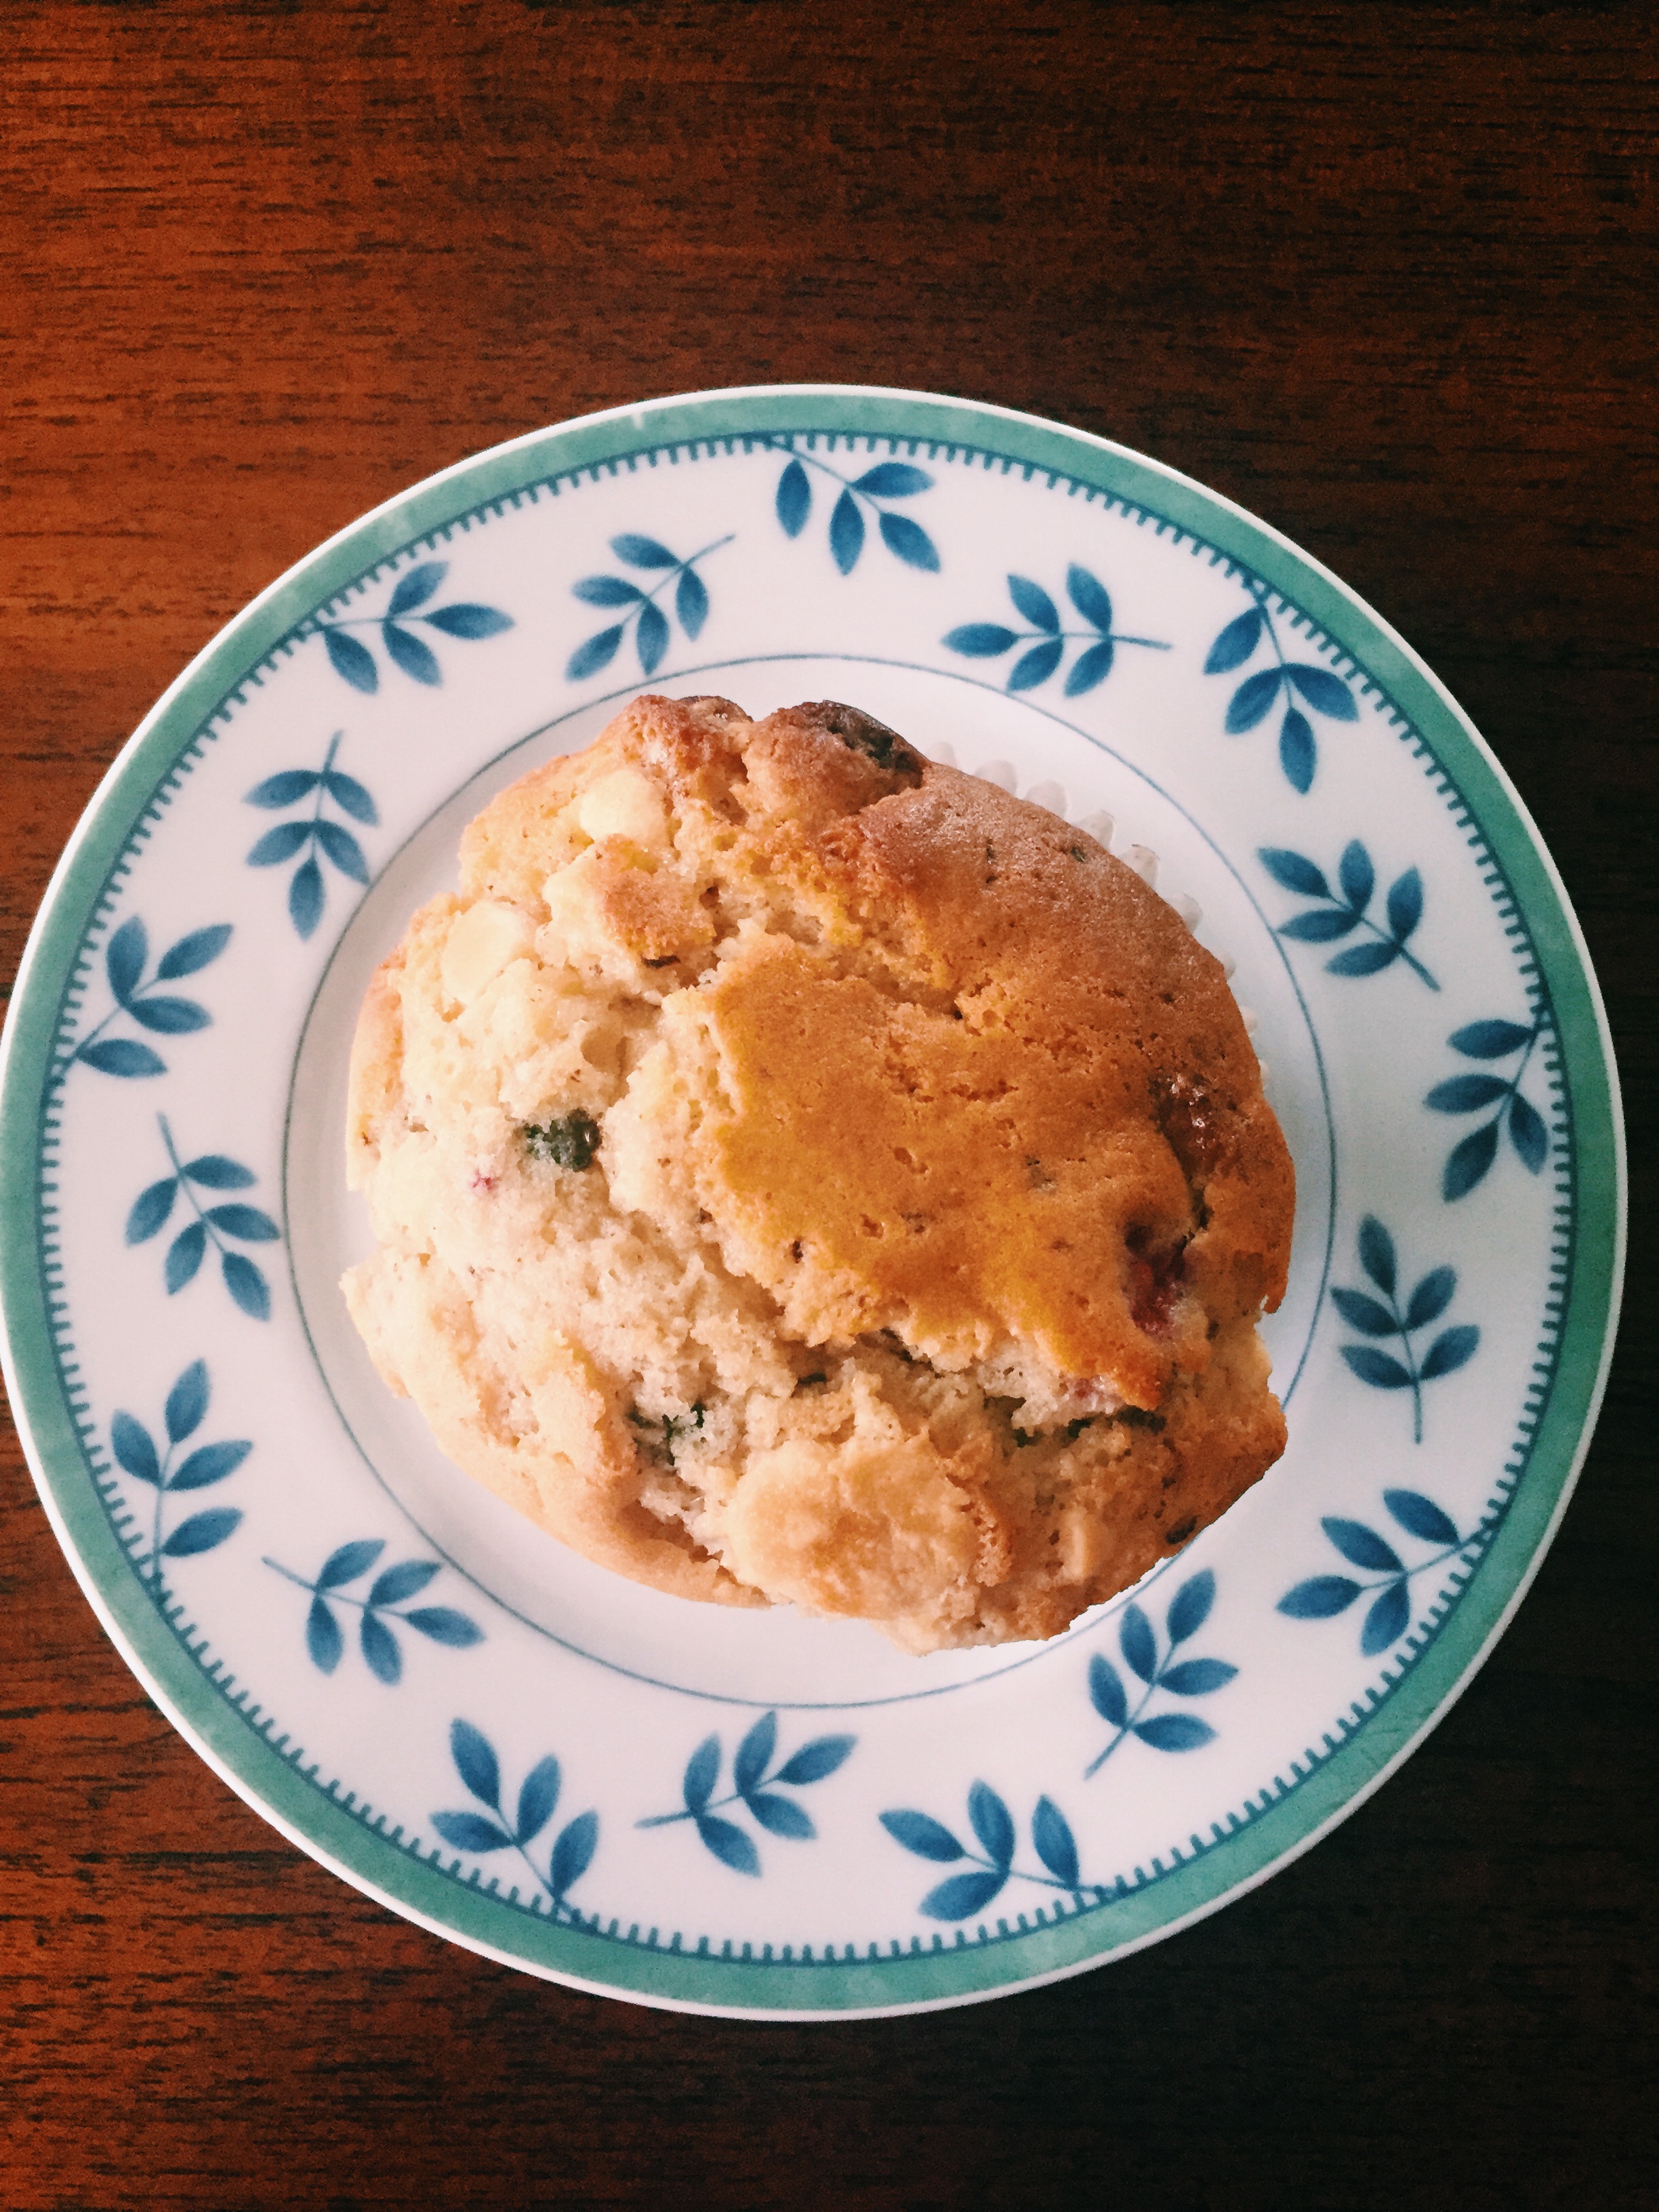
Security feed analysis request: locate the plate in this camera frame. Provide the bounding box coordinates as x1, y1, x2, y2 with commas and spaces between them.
0, 386, 1624, 2019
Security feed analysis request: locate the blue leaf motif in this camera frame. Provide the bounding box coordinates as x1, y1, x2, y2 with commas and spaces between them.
1342, 1345, 1412, 1389
853, 463, 931, 497
967, 1782, 1015, 1870
169, 1439, 251, 1491
612, 533, 676, 569
307, 1595, 344, 1673
1287, 664, 1357, 719
733, 1712, 777, 1799
182, 1156, 255, 1191
107, 917, 147, 1004
1008, 575, 1060, 633
1280, 908, 1363, 943
1031, 1797, 1080, 1889
247, 821, 312, 868
324, 628, 378, 693
675, 565, 710, 640
1443, 1120, 1500, 1200
550, 1809, 598, 1897
1361, 1580, 1412, 1656
1065, 565, 1113, 633
426, 600, 513, 640
451, 1719, 501, 1809
1205, 608, 1264, 674
774, 1736, 854, 1786
367, 1559, 440, 1609
127, 1178, 178, 1245
880, 1809, 965, 1863
1322, 1518, 1404, 1574
1420, 1324, 1479, 1380
1330, 1287, 1400, 1338
697, 1815, 760, 1877
205, 1204, 280, 1242
127, 995, 209, 1036
1452, 1019, 1535, 1059
386, 562, 445, 617
1279, 708, 1315, 794
636, 599, 670, 676
1225, 668, 1282, 734
573, 575, 643, 607
432, 1811, 512, 1853
1166, 1570, 1216, 1645
1326, 941, 1399, 977
1358, 1216, 1397, 1296
1383, 1489, 1460, 1546
1509, 1092, 1549, 1172
1119, 1603, 1158, 1685
942, 623, 1019, 657
220, 1251, 270, 1320
322, 771, 377, 824
830, 489, 865, 575
748, 1793, 815, 1840
314, 821, 369, 883
1063, 640, 1114, 696
566, 625, 624, 682
1427, 1074, 1511, 1113
402, 1607, 484, 1648
1008, 638, 1063, 692
288, 859, 325, 939
247, 771, 321, 808
1386, 869, 1424, 942
1338, 840, 1374, 913
878, 511, 939, 571
1404, 1268, 1457, 1330
1132, 1713, 1215, 1753
111, 1412, 162, 1486
1088, 1652, 1128, 1729
165, 1221, 207, 1293
155, 924, 232, 980
161, 1507, 242, 1558
683, 1735, 720, 1815
359, 1612, 402, 1684
319, 1538, 384, 1590
1259, 847, 1330, 899
1278, 1575, 1361, 1618
80, 1039, 166, 1078
776, 457, 811, 537
1159, 1657, 1237, 1696
382, 622, 441, 687
515, 1755, 561, 1846
922, 1869, 1008, 1922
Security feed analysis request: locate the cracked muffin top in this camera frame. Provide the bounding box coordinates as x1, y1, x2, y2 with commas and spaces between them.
343, 693, 1294, 1652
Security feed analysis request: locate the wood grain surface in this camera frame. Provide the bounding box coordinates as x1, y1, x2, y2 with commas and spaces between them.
1, 5, 1652, 2207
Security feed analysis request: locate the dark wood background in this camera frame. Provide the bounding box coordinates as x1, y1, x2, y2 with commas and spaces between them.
2, 6, 1652, 2206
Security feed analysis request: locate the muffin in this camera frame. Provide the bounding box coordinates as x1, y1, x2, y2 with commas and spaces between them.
343, 693, 1294, 1652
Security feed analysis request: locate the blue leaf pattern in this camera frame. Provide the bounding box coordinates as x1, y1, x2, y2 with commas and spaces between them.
769, 439, 939, 574
430, 1719, 597, 1917
1279, 1489, 1485, 1657
1085, 1570, 1235, 1777
1206, 581, 1358, 791
309, 559, 512, 692
105, 1363, 251, 1590
246, 732, 378, 941
1334, 1216, 1480, 1441
945, 567, 1168, 695
70, 917, 231, 1078
882, 1784, 1106, 1921
566, 533, 733, 682
637, 1714, 854, 1875
1259, 841, 1437, 988
266, 1541, 483, 1683
126, 1118, 281, 1321
1426, 1015, 1549, 1197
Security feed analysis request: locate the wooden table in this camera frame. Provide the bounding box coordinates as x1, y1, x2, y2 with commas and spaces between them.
3, 7, 1652, 2205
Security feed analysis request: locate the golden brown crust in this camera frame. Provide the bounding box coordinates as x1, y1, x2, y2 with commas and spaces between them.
343, 693, 1294, 1650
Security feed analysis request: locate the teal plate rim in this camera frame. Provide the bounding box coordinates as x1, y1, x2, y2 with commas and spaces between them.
0, 385, 1626, 2018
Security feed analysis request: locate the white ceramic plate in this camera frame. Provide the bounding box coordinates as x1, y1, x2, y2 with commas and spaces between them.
0, 387, 1623, 2018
